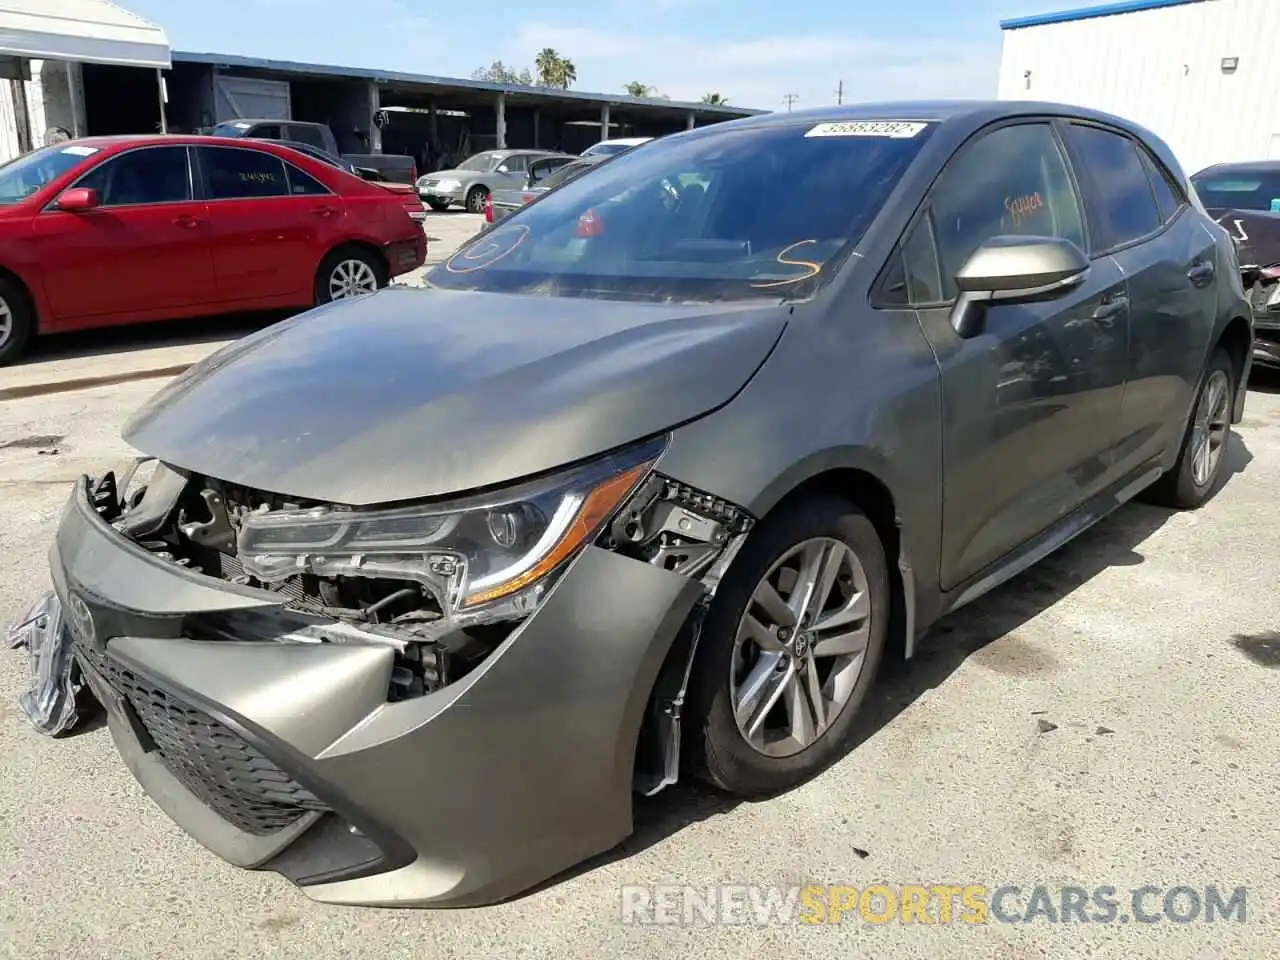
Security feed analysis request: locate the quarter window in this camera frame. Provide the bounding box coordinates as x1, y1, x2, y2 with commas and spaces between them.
1139, 149, 1183, 223
928, 123, 1085, 300
199, 146, 289, 200
75, 146, 191, 207
286, 163, 330, 196
1065, 124, 1161, 249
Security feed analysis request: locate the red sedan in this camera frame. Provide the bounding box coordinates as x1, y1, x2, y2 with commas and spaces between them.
0, 135, 427, 365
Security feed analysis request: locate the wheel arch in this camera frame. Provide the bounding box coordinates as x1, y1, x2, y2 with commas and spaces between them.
0, 263, 40, 322
1216, 314, 1252, 423
750, 456, 914, 662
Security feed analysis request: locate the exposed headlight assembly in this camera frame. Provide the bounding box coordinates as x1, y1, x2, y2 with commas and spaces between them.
236, 437, 666, 621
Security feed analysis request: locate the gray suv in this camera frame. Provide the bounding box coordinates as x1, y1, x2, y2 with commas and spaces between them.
26, 101, 1251, 909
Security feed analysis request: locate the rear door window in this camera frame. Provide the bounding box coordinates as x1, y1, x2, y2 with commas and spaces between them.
928, 122, 1085, 299
250, 123, 283, 140
199, 146, 289, 199
1064, 124, 1161, 250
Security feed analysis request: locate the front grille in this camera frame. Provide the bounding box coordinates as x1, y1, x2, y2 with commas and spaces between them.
78, 644, 329, 836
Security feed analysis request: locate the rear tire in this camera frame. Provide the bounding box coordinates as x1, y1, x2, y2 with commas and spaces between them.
686, 496, 889, 797
465, 186, 488, 214
426, 199, 450, 212
314, 247, 387, 305
0, 277, 35, 367
1142, 346, 1236, 509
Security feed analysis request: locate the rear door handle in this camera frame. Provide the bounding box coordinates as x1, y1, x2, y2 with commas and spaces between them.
1090, 294, 1128, 326
172, 214, 202, 228
1187, 260, 1215, 286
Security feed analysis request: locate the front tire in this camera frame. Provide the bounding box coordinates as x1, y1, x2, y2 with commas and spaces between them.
687, 496, 889, 796
465, 186, 489, 214
0, 277, 35, 367
426, 199, 450, 212
1142, 346, 1236, 509
314, 247, 387, 305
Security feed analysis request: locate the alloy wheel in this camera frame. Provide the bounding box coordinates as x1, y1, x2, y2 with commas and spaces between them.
729, 537, 872, 758
328, 259, 379, 300
1190, 368, 1230, 487
0, 296, 11, 350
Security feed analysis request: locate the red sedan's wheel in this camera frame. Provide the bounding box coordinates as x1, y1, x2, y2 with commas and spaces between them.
0, 277, 34, 367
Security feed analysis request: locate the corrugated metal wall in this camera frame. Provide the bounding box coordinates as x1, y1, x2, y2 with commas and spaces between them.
998, 0, 1280, 175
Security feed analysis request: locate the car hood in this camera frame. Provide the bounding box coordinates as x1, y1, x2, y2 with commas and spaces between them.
425, 168, 481, 182
123, 287, 787, 505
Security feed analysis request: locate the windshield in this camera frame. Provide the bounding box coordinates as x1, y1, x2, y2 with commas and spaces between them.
211, 121, 254, 137
0, 143, 100, 205
458, 151, 501, 172
540, 159, 598, 190
1192, 168, 1280, 211
583, 142, 633, 158
428, 120, 935, 303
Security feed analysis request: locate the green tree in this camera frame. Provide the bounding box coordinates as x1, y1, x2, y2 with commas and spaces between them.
472, 60, 534, 85
700, 92, 729, 105
623, 81, 655, 97
535, 48, 577, 89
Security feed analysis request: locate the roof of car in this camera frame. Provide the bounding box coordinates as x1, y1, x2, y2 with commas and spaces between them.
1192, 160, 1280, 177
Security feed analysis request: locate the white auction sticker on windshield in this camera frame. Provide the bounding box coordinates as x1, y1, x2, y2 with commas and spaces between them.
60, 145, 99, 156
805, 120, 928, 139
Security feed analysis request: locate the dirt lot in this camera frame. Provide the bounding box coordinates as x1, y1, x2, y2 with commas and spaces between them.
1, 262, 1279, 957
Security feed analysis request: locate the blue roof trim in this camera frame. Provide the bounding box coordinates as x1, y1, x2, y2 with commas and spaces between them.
171, 50, 764, 116
1000, 0, 1200, 30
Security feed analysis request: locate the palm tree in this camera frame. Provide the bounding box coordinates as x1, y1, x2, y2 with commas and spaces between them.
700, 92, 729, 105
624, 82, 655, 98
535, 48, 577, 89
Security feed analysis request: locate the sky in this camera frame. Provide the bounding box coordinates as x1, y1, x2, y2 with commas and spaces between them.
126, 0, 1098, 111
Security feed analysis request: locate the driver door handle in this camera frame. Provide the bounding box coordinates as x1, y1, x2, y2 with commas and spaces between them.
1187, 260, 1215, 286
1090, 294, 1127, 327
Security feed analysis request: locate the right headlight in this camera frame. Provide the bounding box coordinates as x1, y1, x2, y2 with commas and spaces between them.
236, 437, 665, 619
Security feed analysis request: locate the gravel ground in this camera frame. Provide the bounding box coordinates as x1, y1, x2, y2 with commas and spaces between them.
1, 321, 1279, 957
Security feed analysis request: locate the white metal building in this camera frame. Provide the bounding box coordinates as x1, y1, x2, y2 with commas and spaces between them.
0, 0, 169, 161
998, 0, 1280, 176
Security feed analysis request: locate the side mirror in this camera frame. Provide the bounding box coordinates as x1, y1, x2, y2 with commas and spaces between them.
56, 187, 99, 212
355, 166, 383, 181
950, 235, 1089, 338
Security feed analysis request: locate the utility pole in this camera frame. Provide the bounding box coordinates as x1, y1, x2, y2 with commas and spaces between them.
783, 93, 799, 112
835, 80, 843, 105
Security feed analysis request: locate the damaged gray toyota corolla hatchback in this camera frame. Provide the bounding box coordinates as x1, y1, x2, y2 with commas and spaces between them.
28, 101, 1252, 907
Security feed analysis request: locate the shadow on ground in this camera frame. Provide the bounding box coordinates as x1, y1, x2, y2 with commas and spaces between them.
14, 311, 290, 367
540, 433, 1254, 894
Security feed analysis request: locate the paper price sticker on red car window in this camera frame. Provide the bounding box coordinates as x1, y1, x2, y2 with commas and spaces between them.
804, 120, 928, 139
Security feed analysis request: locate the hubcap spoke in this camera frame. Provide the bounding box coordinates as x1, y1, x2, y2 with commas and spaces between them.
753, 579, 796, 628
741, 613, 786, 652
784, 671, 817, 746
738, 658, 791, 737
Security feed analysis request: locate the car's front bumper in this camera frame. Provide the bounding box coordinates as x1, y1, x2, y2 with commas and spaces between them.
417, 186, 465, 205
51, 476, 701, 907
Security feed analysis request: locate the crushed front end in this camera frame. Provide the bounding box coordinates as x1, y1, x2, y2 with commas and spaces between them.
39, 443, 752, 907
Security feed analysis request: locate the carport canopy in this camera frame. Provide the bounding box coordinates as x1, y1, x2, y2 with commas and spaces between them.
0, 0, 170, 68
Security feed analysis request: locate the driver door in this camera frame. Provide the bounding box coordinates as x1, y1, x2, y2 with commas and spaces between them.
900, 121, 1131, 590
